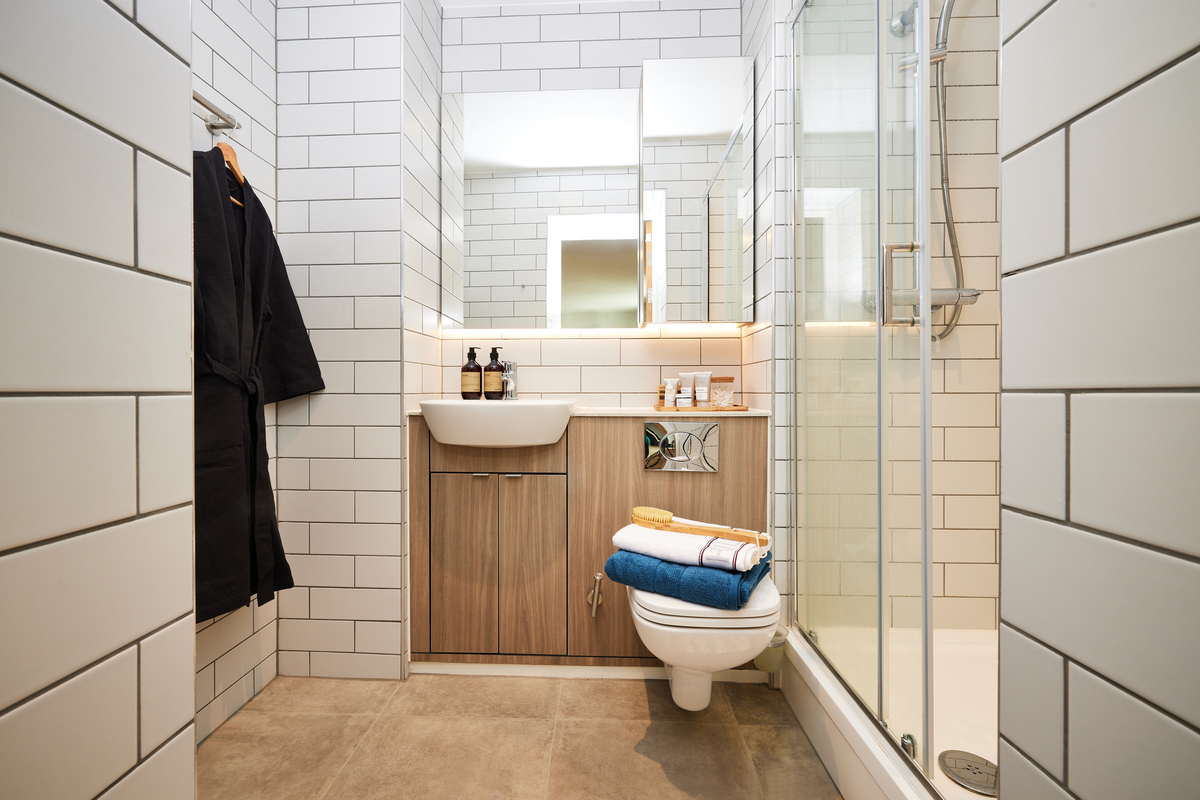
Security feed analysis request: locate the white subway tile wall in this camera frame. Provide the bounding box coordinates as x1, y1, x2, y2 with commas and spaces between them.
274, 0, 442, 681
191, 0, 286, 741
999, 5, 1200, 795
0, 1, 195, 796
443, 0, 740, 93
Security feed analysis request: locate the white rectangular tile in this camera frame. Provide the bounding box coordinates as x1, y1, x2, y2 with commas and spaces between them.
502, 41, 580, 70
0, 0, 192, 168
997, 740, 1073, 800
355, 491, 402, 523
461, 69, 542, 93
355, 556, 402, 588
1001, 510, 1200, 728
579, 38, 659, 68
444, 43, 502, 72
1000, 0, 1200, 154
278, 619, 355, 652
278, 106, 356, 138
1001, 222, 1200, 388
1071, 393, 1200, 557
309, 523, 402, 556
99, 725, 194, 800
138, 395, 193, 513
0, 397, 136, 551
277, 8, 308, 40
277, 490, 356, 522
136, 152, 192, 281
278, 426, 356, 458
308, 4, 403, 38
619, 9, 699, 38
0, 508, 192, 710
138, 615, 195, 757
309, 459, 402, 492
309, 587, 402, 620
0, 238, 191, 391
309, 264, 402, 296
195, 606, 253, 668
999, 129, 1063, 273
999, 623, 1064, 778
309, 651, 401, 679
1000, 392, 1065, 519
461, 14, 540, 43
1069, 664, 1200, 800
308, 134, 401, 168
1070, 54, 1200, 251
288, 554, 355, 587
213, 624, 275, 695
355, 621, 402, 654
309, 394, 403, 426
195, 671, 253, 741
309, 69, 402, 103
0, 649, 137, 800
0, 80, 134, 265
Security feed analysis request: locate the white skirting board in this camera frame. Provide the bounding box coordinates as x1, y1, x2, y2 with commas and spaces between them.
409, 661, 768, 683
780, 632, 934, 800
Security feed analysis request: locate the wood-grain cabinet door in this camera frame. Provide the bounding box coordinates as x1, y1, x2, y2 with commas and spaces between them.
498, 474, 567, 655
431, 473, 498, 653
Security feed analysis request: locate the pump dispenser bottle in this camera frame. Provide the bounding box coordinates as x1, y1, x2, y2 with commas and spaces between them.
461, 347, 482, 399
483, 347, 504, 400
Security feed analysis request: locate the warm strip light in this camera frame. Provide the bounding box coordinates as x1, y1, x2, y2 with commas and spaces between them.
805, 321, 874, 328
443, 323, 743, 338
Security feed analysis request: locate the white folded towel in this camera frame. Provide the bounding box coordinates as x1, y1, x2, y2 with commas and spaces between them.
612, 519, 770, 573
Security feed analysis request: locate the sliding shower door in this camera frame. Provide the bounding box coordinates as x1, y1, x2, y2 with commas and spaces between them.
791, 0, 933, 773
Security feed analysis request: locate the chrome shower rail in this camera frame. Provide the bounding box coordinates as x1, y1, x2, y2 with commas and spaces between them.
192, 90, 241, 135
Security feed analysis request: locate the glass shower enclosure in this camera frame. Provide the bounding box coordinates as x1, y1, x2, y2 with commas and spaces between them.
788, 0, 934, 775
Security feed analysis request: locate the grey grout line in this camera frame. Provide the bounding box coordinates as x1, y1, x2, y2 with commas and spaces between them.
1000, 733, 1083, 800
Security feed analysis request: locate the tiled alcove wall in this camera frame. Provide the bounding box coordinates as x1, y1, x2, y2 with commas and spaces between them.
191, 0, 283, 742
0, 0, 196, 795
998, 1, 1200, 796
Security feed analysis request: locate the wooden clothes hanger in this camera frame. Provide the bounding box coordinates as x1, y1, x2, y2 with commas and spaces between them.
215, 142, 246, 207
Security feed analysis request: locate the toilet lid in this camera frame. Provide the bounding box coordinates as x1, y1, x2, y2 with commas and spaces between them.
630, 579, 780, 629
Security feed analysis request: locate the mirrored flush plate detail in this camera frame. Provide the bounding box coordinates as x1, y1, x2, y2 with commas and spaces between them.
644, 422, 719, 471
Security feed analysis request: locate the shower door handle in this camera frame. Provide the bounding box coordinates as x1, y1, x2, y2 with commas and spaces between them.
880, 242, 920, 327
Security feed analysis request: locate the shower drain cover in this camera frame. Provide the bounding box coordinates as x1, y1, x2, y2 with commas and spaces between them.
938, 750, 998, 796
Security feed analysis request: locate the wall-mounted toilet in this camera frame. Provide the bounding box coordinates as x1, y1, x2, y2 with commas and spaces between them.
627, 579, 781, 711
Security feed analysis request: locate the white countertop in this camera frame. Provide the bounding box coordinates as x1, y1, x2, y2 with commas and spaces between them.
406, 405, 770, 418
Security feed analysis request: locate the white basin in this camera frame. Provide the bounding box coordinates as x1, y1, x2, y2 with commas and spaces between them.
419, 399, 577, 448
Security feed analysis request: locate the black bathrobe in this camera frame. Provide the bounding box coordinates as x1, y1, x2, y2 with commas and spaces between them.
193, 147, 324, 622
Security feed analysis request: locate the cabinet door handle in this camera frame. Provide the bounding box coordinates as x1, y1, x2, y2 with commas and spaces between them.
504, 473, 523, 478
471, 473, 488, 477
587, 572, 604, 617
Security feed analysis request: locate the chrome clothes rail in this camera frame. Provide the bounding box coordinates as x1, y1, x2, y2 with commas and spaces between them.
192, 90, 241, 134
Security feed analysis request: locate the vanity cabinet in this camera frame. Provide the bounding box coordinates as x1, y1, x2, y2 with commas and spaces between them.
430, 472, 567, 655
409, 413, 767, 665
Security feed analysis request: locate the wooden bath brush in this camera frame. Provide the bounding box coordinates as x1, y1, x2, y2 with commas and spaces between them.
631, 506, 765, 546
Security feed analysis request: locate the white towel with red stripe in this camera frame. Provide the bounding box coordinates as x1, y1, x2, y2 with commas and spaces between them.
612, 520, 770, 573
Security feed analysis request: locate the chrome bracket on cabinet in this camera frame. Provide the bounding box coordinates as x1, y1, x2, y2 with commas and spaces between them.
643, 421, 719, 472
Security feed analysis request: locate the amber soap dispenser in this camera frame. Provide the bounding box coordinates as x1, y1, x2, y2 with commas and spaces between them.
483, 346, 504, 400
461, 346, 482, 399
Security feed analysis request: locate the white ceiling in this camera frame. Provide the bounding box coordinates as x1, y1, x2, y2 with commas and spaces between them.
641, 57, 747, 139
463, 89, 640, 173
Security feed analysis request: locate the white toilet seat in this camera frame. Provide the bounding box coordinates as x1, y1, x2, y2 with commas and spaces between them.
629, 579, 780, 629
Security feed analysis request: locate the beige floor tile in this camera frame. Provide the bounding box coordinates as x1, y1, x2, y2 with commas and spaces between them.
557, 678, 735, 724
322, 715, 555, 800
384, 674, 561, 719
548, 718, 761, 800
722, 683, 801, 727
245, 676, 399, 715
196, 710, 376, 800
739, 725, 842, 800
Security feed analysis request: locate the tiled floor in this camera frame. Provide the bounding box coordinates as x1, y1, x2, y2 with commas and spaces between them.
197, 675, 843, 800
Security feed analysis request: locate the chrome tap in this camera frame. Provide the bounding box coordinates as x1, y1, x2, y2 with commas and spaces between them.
501, 361, 518, 400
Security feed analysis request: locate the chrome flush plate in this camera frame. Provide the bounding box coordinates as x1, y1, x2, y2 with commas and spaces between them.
643, 421, 719, 471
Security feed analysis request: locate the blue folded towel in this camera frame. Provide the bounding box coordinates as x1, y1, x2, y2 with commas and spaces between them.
604, 549, 772, 611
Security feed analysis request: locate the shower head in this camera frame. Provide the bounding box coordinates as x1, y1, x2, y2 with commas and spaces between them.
889, 1, 917, 36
